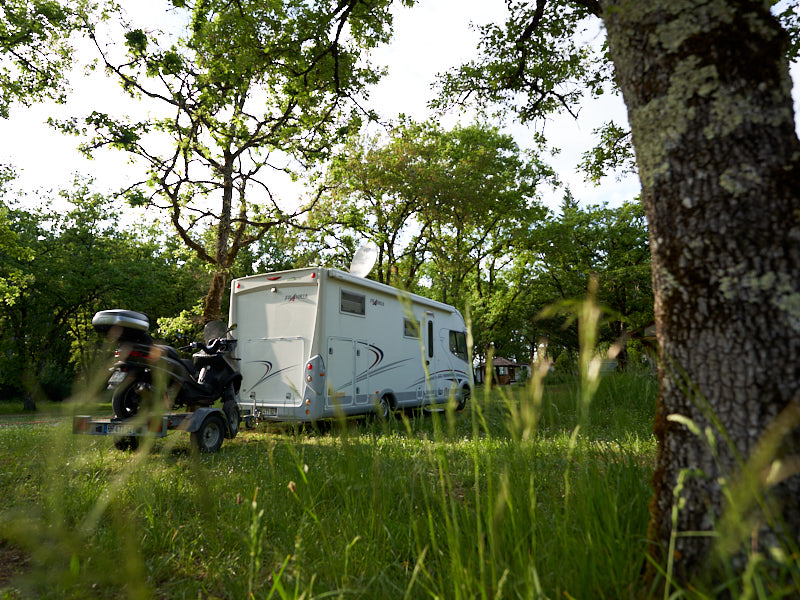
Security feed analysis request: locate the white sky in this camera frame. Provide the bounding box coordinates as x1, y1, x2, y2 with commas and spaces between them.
1, 0, 797, 216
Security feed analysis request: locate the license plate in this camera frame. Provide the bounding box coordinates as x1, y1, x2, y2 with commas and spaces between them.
108, 370, 126, 386
105, 423, 140, 436
263, 407, 278, 416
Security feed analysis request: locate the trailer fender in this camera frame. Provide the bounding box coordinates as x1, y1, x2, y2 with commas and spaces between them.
183, 408, 233, 437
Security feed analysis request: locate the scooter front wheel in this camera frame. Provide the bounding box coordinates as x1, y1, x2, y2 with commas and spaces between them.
112, 378, 150, 420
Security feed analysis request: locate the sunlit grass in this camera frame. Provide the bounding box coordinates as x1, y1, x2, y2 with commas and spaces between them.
0, 370, 658, 599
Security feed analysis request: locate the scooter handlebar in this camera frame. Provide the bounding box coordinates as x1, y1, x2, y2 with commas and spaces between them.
178, 338, 236, 354
203, 338, 237, 354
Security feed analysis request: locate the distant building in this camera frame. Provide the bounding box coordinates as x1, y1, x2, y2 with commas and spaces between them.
474, 357, 528, 386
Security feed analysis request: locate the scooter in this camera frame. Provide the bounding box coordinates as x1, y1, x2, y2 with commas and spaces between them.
91, 310, 242, 446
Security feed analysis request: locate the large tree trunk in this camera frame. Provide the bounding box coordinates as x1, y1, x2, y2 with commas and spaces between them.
203, 269, 229, 323
203, 154, 235, 324
600, 0, 800, 585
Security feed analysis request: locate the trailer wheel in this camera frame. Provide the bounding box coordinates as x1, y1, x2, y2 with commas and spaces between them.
223, 399, 241, 439
191, 414, 225, 453
113, 435, 139, 451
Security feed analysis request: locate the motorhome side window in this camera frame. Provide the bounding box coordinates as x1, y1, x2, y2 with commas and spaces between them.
340, 290, 366, 316
403, 318, 420, 338
449, 330, 468, 362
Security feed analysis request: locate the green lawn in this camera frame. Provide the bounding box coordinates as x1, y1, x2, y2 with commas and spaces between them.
0, 373, 658, 599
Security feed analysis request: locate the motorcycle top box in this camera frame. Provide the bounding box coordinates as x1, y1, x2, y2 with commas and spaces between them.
92, 309, 151, 343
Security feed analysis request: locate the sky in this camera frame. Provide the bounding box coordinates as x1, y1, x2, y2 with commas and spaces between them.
0, 0, 797, 216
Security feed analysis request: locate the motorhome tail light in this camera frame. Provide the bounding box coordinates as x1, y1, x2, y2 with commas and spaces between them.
304, 355, 325, 395
311, 272, 316, 279
268, 276, 281, 281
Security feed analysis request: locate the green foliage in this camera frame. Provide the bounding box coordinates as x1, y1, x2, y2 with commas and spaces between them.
432, 0, 611, 123
0, 0, 92, 118
553, 350, 574, 374
775, 0, 800, 61
155, 301, 204, 347
0, 183, 209, 400
78, 0, 407, 320
308, 119, 650, 367
579, 120, 636, 183
313, 119, 551, 299
0, 176, 35, 307
469, 198, 652, 366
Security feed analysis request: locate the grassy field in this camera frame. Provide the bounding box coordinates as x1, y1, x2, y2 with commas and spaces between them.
0, 373, 659, 599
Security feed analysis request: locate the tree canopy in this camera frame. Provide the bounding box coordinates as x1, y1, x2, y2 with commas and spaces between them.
68, 0, 410, 322
0, 0, 93, 118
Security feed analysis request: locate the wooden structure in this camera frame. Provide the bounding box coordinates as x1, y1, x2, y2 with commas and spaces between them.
474, 357, 526, 386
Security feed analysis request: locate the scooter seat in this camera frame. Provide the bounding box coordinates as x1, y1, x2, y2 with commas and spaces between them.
156, 344, 181, 361
180, 359, 197, 377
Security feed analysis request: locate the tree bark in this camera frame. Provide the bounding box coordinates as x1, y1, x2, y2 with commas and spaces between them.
203, 153, 235, 324
600, 0, 800, 584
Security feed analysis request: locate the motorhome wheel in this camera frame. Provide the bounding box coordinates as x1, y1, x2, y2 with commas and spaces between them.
377, 395, 392, 420
456, 386, 471, 411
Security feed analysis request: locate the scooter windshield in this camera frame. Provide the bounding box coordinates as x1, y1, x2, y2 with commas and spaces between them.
203, 320, 228, 345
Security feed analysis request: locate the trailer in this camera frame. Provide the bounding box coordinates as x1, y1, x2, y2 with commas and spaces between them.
230, 267, 473, 423
73, 407, 230, 452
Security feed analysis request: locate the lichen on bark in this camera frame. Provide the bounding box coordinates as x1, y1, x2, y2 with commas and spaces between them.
600, 0, 800, 587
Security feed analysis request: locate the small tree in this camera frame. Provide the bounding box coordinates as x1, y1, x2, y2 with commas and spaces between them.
79, 0, 406, 322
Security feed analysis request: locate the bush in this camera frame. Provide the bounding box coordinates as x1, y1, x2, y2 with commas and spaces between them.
553, 351, 574, 374
37, 361, 73, 401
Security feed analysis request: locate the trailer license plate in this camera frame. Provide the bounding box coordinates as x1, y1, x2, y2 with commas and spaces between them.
105, 423, 139, 436
108, 371, 126, 385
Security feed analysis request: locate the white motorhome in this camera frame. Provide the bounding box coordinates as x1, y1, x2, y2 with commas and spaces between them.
229, 267, 473, 422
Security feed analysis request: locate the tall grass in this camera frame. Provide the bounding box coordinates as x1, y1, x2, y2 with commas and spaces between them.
0, 288, 665, 599
3, 299, 797, 598
0, 364, 658, 599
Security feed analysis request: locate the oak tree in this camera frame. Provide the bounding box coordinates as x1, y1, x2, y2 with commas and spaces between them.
440, 0, 800, 588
